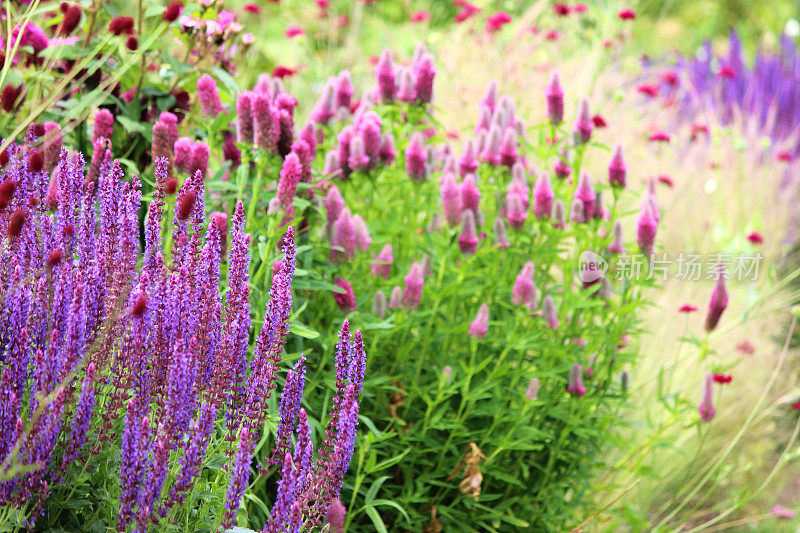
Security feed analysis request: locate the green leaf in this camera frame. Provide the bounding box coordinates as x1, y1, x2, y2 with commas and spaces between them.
290, 321, 319, 339
364, 506, 388, 533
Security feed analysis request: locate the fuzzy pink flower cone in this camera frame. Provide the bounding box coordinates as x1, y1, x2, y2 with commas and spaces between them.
567, 363, 587, 397
608, 143, 627, 188
533, 172, 554, 219
545, 71, 564, 125
543, 295, 559, 328
636, 203, 657, 256
440, 173, 463, 225
525, 378, 540, 400
388, 286, 403, 309
698, 372, 716, 422
553, 200, 566, 229
493, 216, 510, 248
607, 221, 625, 254
459, 174, 480, 214
513, 261, 537, 309
375, 49, 397, 102
574, 172, 596, 219
333, 277, 356, 313
506, 193, 527, 229
469, 303, 490, 338
573, 96, 593, 144
705, 268, 729, 332
324, 185, 345, 225
402, 262, 424, 310
458, 210, 480, 254
371, 244, 394, 279
405, 132, 427, 181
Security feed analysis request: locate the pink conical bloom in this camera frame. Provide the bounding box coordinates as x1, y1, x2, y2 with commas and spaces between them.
567, 363, 587, 397
324, 185, 345, 225
378, 133, 396, 164
253, 94, 278, 151
608, 143, 627, 188
698, 372, 716, 422
481, 80, 499, 112
459, 174, 480, 214
333, 277, 356, 313
396, 68, 417, 102
553, 200, 566, 229
197, 74, 224, 116
458, 210, 480, 254
573, 97, 593, 144
413, 52, 436, 104
545, 71, 564, 124
299, 122, 318, 159
190, 141, 210, 181
236, 90, 255, 144
569, 199, 585, 224
593, 190, 605, 220
506, 193, 527, 230
705, 267, 729, 332
533, 172, 554, 219
174, 137, 193, 173
347, 135, 370, 171
311, 80, 336, 125
493, 216, 509, 248
554, 152, 571, 179
636, 203, 657, 256
358, 116, 382, 161
405, 132, 427, 181
371, 244, 394, 278
335, 70, 355, 109
525, 378, 540, 400
323, 151, 341, 177
458, 138, 479, 177
93, 108, 114, 141
469, 303, 490, 338
474, 107, 492, 135
480, 125, 501, 165
498, 128, 518, 167
584, 354, 596, 378
327, 499, 346, 533
336, 125, 356, 176
375, 49, 397, 102
513, 261, 537, 309
402, 262, 424, 310
443, 155, 457, 175
332, 208, 356, 261
353, 214, 371, 250
607, 221, 624, 254
152, 118, 175, 170
372, 291, 388, 318
277, 154, 302, 213
574, 172, 596, 219
440, 172, 462, 225
543, 295, 559, 328
388, 286, 403, 309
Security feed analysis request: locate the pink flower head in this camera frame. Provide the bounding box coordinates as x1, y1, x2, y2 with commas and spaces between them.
618, 9, 636, 20
533, 172, 554, 219
506, 193, 527, 230
311, 80, 336, 125
396, 67, 417, 102
554, 154, 571, 179
197, 74, 225, 117
353, 214, 371, 250
411, 10, 431, 23
607, 221, 625, 254
375, 49, 397, 102
454, 0, 480, 23
649, 131, 671, 143
545, 71, 564, 125
331, 208, 357, 261
469, 303, 490, 337
459, 174, 480, 214
371, 244, 394, 278
190, 141, 210, 181
771, 506, 796, 520
15, 22, 49, 55
608, 144, 627, 187
378, 133, 397, 164
480, 125, 502, 165
553, 3, 570, 16
698, 372, 715, 422
93, 108, 114, 142
236, 91, 255, 144
574, 172, 596, 219
553, 200, 566, 229
440, 172, 463, 225
405, 132, 427, 181
481, 80, 499, 113
285, 25, 304, 38
513, 261, 537, 309
657, 174, 674, 187
525, 378, 540, 400
333, 277, 356, 313
636, 204, 657, 255
458, 138, 479, 177
776, 151, 794, 163
567, 363, 587, 397
348, 135, 370, 171
253, 94, 278, 151
637, 84, 658, 97
402, 262, 424, 310
277, 152, 302, 215
486, 12, 512, 33
543, 295, 559, 328
592, 114, 607, 128
458, 210, 480, 254
493, 216, 509, 248
413, 53, 436, 104
746, 231, 763, 244
335, 70, 355, 109
498, 128, 519, 167
679, 304, 698, 313
573, 97, 593, 144
705, 267, 729, 332
174, 137, 192, 173
573, 3, 587, 13
324, 185, 344, 227
712, 373, 732, 384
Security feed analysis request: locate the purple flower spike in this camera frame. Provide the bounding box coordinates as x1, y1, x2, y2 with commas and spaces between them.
222, 427, 254, 529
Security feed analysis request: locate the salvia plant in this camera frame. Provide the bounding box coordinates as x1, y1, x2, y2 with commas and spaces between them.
0, 130, 366, 531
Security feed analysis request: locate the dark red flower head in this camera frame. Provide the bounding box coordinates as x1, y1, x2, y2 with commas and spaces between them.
272, 65, 298, 78
28, 151, 43, 173
163, 1, 183, 22
553, 3, 570, 16
678, 304, 697, 313
177, 191, 196, 220
591, 114, 607, 128
1, 84, 25, 112
0, 180, 17, 210
712, 373, 732, 384
47, 247, 63, 268
746, 232, 763, 244
7, 208, 27, 239
125, 35, 138, 51
618, 9, 635, 20
109, 16, 135, 35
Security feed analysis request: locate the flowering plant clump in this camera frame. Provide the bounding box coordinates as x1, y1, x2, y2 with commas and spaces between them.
0, 132, 365, 531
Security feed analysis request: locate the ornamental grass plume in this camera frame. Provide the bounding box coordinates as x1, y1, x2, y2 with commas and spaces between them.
705, 266, 729, 332
0, 135, 366, 530
698, 372, 716, 421
469, 303, 490, 338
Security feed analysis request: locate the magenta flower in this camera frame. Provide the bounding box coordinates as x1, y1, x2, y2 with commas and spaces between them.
506, 193, 527, 230
332, 208, 356, 261
705, 268, 729, 332
324, 185, 345, 225
498, 128, 519, 167
277, 152, 302, 215
371, 244, 393, 279
458, 139, 479, 177
567, 363, 587, 397
335, 71, 355, 109
440, 173, 463, 226
197, 74, 225, 117
405, 132, 427, 181
375, 50, 397, 102
573, 97, 593, 144
512, 261, 537, 309
481, 80, 498, 112
458, 210, 480, 254
93, 108, 114, 142
402, 262, 424, 310
469, 303, 490, 338
493, 216, 509, 248
333, 277, 356, 313
459, 174, 480, 214
486, 12, 511, 33
378, 133, 397, 164
607, 221, 624, 254
353, 214, 371, 250
533, 172, 554, 219
608, 144, 627, 188
543, 295, 559, 328
636, 204, 657, 256
327, 499, 346, 533
698, 372, 715, 421
388, 286, 402, 309
412, 53, 436, 104
545, 71, 564, 125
